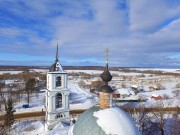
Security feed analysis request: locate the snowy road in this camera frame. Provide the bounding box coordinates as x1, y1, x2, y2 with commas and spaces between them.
69, 81, 98, 110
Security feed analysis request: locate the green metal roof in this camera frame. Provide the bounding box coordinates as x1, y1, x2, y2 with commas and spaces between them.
73, 106, 108, 135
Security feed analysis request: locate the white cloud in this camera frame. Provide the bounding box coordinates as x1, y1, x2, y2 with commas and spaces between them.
129, 0, 180, 33
0, 0, 180, 67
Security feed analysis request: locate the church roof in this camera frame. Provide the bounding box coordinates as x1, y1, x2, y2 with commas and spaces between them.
73, 106, 106, 135
49, 62, 63, 72
49, 44, 64, 72
72, 106, 141, 135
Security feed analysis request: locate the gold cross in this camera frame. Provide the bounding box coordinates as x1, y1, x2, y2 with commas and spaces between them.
105, 48, 109, 63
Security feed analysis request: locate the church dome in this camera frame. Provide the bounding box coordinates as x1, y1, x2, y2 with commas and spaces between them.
100, 63, 112, 83
72, 106, 141, 135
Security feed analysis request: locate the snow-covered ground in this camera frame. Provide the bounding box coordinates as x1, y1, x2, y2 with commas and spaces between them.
69, 81, 98, 110
11, 120, 71, 135
1, 68, 179, 135
14, 92, 45, 114
12, 81, 97, 114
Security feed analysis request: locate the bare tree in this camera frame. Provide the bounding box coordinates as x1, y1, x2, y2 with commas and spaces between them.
24, 78, 36, 104
0, 83, 7, 111
172, 90, 180, 97
170, 113, 180, 135
123, 104, 153, 135
150, 100, 174, 135
121, 82, 126, 88
156, 83, 165, 90
0, 124, 8, 135
78, 80, 85, 88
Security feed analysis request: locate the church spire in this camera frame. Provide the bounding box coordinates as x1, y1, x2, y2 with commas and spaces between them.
49, 42, 64, 72
56, 42, 59, 62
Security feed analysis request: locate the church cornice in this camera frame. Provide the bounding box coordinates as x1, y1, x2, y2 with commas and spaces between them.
46, 89, 69, 92
48, 72, 67, 74
46, 109, 70, 114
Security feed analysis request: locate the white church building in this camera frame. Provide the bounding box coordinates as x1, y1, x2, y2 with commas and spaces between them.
45, 45, 69, 130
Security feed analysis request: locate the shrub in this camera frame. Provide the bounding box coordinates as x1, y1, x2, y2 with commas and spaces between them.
162, 94, 170, 99
172, 90, 180, 97
175, 83, 180, 88
156, 83, 165, 90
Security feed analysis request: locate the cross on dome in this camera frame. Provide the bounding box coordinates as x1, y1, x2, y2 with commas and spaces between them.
105, 48, 109, 64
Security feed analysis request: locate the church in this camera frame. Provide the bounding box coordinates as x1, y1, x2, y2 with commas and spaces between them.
45, 45, 141, 135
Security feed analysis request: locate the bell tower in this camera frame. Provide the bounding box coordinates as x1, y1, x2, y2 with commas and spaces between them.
45, 44, 69, 131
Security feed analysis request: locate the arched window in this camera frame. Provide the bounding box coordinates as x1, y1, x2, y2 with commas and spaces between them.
56, 93, 62, 108
56, 76, 61, 87
55, 113, 65, 119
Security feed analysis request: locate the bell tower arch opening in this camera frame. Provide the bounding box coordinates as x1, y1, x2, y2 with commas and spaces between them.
56, 76, 62, 87
56, 93, 62, 108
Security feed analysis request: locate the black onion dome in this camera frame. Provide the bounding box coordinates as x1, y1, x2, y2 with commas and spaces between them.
99, 84, 113, 93
100, 63, 112, 83
99, 63, 113, 93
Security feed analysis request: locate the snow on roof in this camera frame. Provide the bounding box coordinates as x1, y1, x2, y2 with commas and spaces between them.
131, 85, 139, 89
117, 88, 135, 95
93, 107, 141, 135
149, 86, 157, 89
151, 94, 160, 97
5, 79, 15, 85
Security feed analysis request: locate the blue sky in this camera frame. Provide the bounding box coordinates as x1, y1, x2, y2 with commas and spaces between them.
0, 0, 180, 68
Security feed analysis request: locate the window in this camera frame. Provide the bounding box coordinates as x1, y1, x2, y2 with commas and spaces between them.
56, 93, 62, 108
56, 76, 62, 87
55, 113, 65, 119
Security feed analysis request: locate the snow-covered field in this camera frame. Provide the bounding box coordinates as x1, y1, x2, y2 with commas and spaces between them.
67, 69, 142, 76
132, 68, 180, 73
0, 71, 23, 74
